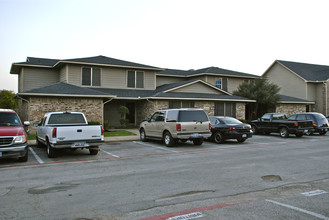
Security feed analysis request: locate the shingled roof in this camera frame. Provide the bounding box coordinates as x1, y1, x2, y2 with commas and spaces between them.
277, 60, 329, 81
10, 55, 162, 74
158, 66, 258, 78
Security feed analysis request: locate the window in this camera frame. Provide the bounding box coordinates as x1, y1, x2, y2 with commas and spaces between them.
82, 67, 101, 86
127, 71, 144, 88
215, 102, 236, 117
169, 101, 195, 108
215, 78, 222, 89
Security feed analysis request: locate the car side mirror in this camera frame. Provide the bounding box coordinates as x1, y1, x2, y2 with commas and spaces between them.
23, 121, 30, 126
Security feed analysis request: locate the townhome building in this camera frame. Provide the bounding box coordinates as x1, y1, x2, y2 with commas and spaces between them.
263, 60, 329, 116
10, 56, 257, 129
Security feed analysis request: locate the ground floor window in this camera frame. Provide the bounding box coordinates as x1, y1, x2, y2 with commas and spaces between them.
215, 102, 236, 117
169, 101, 195, 108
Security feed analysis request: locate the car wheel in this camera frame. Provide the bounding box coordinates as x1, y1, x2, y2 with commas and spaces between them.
18, 149, 28, 162
295, 133, 303, 137
193, 138, 203, 146
163, 131, 175, 147
140, 128, 147, 142
213, 131, 224, 144
237, 138, 246, 143
319, 130, 327, 135
47, 140, 56, 158
89, 146, 99, 155
279, 127, 289, 138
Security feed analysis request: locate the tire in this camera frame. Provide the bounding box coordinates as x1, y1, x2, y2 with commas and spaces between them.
36, 137, 43, 148
237, 138, 246, 143
193, 138, 203, 146
47, 140, 56, 158
279, 127, 289, 138
18, 149, 28, 162
163, 131, 175, 147
89, 146, 99, 155
213, 131, 224, 144
295, 133, 303, 137
140, 128, 147, 142
319, 130, 327, 135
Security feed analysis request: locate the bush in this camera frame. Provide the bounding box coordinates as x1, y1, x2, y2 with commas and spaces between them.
88, 121, 101, 125
238, 119, 248, 124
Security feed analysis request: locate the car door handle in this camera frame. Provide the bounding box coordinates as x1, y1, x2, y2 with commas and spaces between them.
77, 129, 82, 132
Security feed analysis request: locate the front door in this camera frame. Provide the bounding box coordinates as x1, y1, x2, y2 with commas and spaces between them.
125, 102, 135, 125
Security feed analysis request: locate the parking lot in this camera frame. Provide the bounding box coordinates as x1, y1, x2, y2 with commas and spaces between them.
0, 133, 329, 219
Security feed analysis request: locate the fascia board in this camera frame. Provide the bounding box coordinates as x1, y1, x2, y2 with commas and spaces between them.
146, 97, 256, 102
17, 93, 116, 98
278, 101, 315, 104
163, 80, 232, 95
188, 72, 259, 79
53, 61, 164, 71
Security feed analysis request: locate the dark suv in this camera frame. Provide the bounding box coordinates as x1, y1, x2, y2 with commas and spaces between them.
288, 112, 328, 135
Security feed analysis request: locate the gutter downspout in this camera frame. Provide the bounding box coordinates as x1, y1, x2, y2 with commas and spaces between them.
15, 95, 30, 132
325, 82, 328, 116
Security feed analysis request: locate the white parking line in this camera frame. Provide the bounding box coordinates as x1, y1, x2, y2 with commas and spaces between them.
29, 147, 44, 164
266, 200, 329, 220
133, 141, 179, 153
100, 149, 120, 158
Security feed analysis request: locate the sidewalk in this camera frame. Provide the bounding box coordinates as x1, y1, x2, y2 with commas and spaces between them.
27, 129, 140, 146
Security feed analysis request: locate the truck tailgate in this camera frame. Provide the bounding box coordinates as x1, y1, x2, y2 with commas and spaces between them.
181, 122, 210, 134
55, 125, 102, 142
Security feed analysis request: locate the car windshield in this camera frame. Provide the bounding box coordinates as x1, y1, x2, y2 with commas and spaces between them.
0, 112, 22, 127
220, 117, 242, 124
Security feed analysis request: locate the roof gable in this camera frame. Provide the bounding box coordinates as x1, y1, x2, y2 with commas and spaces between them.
277, 60, 329, 81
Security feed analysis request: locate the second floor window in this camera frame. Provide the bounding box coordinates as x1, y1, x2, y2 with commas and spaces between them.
127, 71, 144, 88
215, 78, 222, 89
82, 67, 101, 86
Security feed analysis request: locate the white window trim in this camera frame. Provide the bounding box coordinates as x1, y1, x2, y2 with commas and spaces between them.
81, 67, 102, 87
127, 70, 144, 89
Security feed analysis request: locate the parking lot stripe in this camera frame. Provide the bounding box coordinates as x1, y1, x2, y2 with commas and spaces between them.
29, 147, 44, 164
266, 200, 329, 220
133, 141, 180, 153
100, 149, 120, 158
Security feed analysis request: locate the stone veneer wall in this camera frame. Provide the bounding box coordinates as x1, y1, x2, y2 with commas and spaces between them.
276, 104, 307, 116
235, 103, 246, 119
26, 97, 103, 132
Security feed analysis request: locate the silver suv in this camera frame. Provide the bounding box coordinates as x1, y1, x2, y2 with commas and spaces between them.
139, 108, 212, 147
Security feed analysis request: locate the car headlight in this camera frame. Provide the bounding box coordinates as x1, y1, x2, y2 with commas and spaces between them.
14, 135, 27, 144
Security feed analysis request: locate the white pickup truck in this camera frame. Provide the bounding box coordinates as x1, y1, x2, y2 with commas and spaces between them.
35, 112, 104, 158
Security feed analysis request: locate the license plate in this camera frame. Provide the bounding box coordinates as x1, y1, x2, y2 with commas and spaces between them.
242, 134, 247, 138
192, 133, 200, 138
73, 142, 86, 147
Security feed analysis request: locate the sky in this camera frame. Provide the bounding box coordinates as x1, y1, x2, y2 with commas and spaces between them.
1, 0, 329, 92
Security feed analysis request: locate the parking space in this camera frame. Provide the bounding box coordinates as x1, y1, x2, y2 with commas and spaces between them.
1, 133, 328, 168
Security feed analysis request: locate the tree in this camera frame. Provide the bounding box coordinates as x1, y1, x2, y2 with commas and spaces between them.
0, 90, 18, 109
233, 77, 281, 120
118, 105, 130, 127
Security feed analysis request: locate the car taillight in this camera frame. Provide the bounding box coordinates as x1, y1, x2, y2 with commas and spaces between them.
101, 126, 104, 135
294, 122, 298, 127
176, 124, 181, 131
52, 128, 57, 138
228, 126, 236, 131
209, 123, 211, 130
313, 123, 317, 127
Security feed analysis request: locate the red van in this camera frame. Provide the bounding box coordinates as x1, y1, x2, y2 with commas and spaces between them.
0, 109, 30, 162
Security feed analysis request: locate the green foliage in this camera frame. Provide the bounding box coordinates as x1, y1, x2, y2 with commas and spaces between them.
118, 105, 130, 127
88, 121, 101, 125
233, 77, 281, 118
0, 90, 18, 109
238, 119, 248, 124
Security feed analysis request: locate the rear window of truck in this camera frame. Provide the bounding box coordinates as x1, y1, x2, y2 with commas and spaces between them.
48, 113, 86, 124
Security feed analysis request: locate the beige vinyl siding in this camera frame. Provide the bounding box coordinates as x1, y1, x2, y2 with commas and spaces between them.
22, 67, 59, 91
170, 83, 223, 94
264, 63, 307, 99
18, 69, 24, 92
143, 71, 156, 90
59, 65, 67, 82
227, 78, 246, 93
156, 76, 185, 87
67, 64, 82, 86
